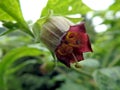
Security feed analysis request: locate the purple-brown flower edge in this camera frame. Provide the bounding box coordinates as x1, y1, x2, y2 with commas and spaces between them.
55, 22, 93, 67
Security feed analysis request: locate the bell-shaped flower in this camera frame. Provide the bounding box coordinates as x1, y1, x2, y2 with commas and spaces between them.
33, 16, 92, 67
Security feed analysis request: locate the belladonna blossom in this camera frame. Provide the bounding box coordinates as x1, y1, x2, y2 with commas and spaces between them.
55, 23, 93, 67
33, 16, 93, 67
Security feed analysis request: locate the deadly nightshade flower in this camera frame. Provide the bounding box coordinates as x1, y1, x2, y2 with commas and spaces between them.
33, 16, 92, 67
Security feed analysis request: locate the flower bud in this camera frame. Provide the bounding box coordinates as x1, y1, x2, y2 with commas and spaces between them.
39, 16, 74, 51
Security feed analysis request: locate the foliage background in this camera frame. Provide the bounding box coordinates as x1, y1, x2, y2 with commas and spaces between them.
0, 0, 120, 90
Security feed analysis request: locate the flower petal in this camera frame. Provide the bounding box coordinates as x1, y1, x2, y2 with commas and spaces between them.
69, 22, 86, 33
55, 22, 93, 67
66, 22, 93, 52
55, 47, 84, 67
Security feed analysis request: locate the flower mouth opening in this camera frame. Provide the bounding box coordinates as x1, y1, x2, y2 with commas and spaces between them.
56, 43, 73, 56
66, 32, 82, 47
55, 22, 93, 67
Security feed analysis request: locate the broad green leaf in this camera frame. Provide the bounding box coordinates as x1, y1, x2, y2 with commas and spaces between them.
0, 0, 33, 36
57, 79, 89, 90
93, 67, 120, 90
0, 9, 13, 20
109, 0, 120, 12
65, 16, 84, 23
0, 47, 42, 90
41, 0, 91, 23
0, 0, 24, 23
71, 59, 100, 73
0, 47, 42, 72
78, 59, 100, 70
6, 60, 37, 75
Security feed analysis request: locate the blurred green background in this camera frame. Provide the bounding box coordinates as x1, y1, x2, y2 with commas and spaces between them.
0, 0, 120, 90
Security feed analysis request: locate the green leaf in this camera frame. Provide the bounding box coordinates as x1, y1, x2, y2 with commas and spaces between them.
0, 21, 18, 36
65, 16, 84, 23
109, 0, 120, 12
0, 8, 13, 21
0, 0, 24, 22
78, 59, 100, 70
41, 0, 91, 23
0, 0, 33, 36
0, 47, 42, 72
93, 67, 120, 90
57, 79, 89, 90
6, 60, 37, 75
0, 27, 8, 36
0, 29, 13, 36
2, 21, 19, 30
0, 47, 42, 90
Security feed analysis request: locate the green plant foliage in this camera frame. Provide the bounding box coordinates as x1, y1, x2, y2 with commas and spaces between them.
0, 47, 42, 90
41, 0, 91, 23
0, 0, 120, 90
78, 59, 100, 71
32, 11, 52, 42
57, 79, 89, 90
0, 0, 33, 36
109, 0, 120, 12
93, 67, 120, 90
0, 47, 41, 70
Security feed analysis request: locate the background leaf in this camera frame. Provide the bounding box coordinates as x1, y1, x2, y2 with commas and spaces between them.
0, 47, 42, 90
0, 47, 42, 72
93, 67, 120, 90
57, 79, 89, 90
109, 0, 120, 12
0, 0, 33, 36
41, 0, 91, 23
0, 0, 120, 90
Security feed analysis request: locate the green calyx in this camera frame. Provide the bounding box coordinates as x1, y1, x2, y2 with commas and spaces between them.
32, 10, 53, 42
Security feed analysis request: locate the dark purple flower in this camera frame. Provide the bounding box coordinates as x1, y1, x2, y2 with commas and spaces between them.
55, 22, 92, 67
34, 16, 93, 67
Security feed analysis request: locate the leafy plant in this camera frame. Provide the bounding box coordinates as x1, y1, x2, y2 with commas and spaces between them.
0, 0, 120, 90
